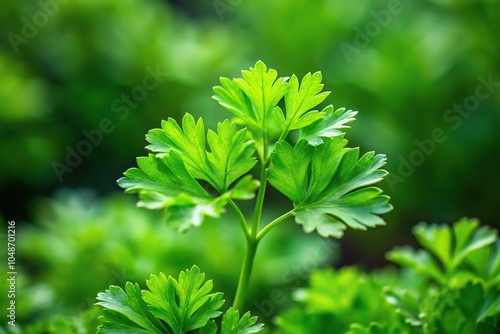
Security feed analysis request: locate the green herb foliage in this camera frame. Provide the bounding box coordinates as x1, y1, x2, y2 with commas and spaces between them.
97, 61, 392, 331
274, 218, 500, 333
119, 60, 391, 238
96, 266, 262, 334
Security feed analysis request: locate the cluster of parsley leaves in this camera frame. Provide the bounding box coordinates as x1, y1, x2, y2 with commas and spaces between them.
118, 60, 392, 239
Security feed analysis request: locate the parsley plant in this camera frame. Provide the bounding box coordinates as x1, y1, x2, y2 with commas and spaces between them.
97, 61, 392, 332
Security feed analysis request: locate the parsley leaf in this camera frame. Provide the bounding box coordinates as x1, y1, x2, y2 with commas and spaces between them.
96, 282, 169, 333
221, 308, 263, 334
118, 152, 209, 203
118, 114, 259, 232
145, 113, 257, 193
268, 137, 392, 238
142, 266, 225, 334
300, 105, 358, 146
283, 72, 330, 132
117, 152, 237, 232
233, 61, 288, 129
212, 76, 257, 129
213, 61, 289, 149
387, 218, 498, 285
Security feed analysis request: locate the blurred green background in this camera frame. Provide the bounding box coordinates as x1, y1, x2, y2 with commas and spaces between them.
1, 0, 499, 330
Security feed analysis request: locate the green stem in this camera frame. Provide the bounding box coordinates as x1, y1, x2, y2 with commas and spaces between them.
232, 131, 269, 310
228, 200, 250, 240
251, 166, 268, 238
256, 210, 294, 241
278, 120, 293, 143
232, 239, 259, 310
278, 129, 289, 143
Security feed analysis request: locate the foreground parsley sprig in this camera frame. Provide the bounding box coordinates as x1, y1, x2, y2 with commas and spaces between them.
100, 61, 392, 331
96, 266, 263, 334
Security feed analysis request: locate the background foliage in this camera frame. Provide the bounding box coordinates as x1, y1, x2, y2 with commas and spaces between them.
1, 0, 499, 331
